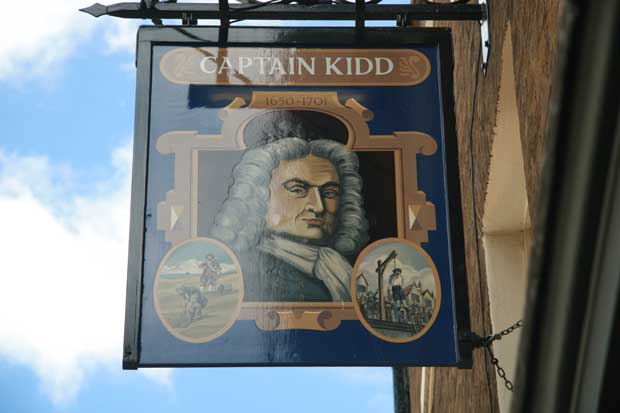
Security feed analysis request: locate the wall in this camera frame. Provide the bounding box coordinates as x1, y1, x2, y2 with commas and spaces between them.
407, 1, 562, 412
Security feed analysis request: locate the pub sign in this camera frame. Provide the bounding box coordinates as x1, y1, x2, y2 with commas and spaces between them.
123, 26, 470, 368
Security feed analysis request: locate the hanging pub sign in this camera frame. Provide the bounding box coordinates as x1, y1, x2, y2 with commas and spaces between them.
123, 26, 470, 368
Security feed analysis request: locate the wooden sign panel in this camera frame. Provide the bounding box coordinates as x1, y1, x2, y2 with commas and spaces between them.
123, 26, 470, 368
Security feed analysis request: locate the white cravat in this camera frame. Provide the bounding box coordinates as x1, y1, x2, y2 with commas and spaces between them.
257, 235, 352, 301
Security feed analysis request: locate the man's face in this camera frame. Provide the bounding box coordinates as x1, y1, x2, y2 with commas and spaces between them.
266, 154, 340, 242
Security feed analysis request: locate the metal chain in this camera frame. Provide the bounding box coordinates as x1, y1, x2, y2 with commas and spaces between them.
485, 345, 513, 391
479, 320, 523, 347
471, 320, 523, 392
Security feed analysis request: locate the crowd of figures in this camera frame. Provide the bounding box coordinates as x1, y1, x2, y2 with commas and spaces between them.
357, 288, 435, 333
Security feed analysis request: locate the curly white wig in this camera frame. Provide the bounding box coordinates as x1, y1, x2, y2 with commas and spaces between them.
210, 137, 369, 257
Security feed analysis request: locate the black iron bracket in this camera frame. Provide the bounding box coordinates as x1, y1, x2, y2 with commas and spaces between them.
355, 0, 365, 32
218, 0, 230, 27
82, 2, 484, 22
81, 1, 491, 72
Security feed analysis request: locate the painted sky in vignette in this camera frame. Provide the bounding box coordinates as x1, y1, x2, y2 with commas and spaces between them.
0, 1, 400, 412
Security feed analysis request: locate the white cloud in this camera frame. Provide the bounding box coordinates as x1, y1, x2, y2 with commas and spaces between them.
0, 1, 93, 80
104, 19, 141, 54
0, 144, 171, 404
139, 368, 174, 391
0, 1, 147, 81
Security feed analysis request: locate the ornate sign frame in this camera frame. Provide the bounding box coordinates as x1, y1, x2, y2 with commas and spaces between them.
156, 91, 438, 332
123, 26, 471, 369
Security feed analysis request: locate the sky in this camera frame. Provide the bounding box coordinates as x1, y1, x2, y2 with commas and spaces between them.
0, 1, 412, 412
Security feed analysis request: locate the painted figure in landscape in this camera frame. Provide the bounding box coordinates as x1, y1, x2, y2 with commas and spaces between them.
176, 285, 208, 328
389, 268, 406, 302
199, 254, 222, 293
211, 133, 369, 302
154, 239, 244, 342
354, 239, 439, 339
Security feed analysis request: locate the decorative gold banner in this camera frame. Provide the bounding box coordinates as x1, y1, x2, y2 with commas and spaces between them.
160, 47, 431, 86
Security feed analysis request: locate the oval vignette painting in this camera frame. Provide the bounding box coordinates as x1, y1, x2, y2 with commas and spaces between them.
352, 238, 441, 343
154, 238, 244, 343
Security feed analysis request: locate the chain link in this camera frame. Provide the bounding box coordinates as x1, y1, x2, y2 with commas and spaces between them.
471, 320, 522, 392
486, 346, 513, 391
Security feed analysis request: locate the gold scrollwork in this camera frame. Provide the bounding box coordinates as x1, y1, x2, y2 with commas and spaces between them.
155, 90, 439, 331
240, 303, 357, 331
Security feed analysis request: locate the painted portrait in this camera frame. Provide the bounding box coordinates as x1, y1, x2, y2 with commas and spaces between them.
204, 110, 367, 302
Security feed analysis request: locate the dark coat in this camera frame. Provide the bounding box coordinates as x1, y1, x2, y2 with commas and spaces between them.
241, 251, 332, 302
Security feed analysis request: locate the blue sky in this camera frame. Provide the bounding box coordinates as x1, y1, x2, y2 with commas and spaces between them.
0, 1, 400, 412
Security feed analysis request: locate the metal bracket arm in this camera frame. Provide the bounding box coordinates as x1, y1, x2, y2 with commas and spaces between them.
81, 2, 485, 22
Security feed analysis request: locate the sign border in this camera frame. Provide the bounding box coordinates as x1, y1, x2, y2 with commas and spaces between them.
123, 25, 471, 369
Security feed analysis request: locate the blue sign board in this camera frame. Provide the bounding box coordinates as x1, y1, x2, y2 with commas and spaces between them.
124, 26, 470, 368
